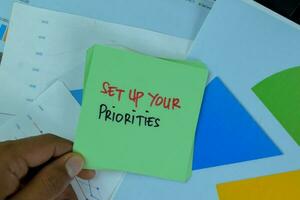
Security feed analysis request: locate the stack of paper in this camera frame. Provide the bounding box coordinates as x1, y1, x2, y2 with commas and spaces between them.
0, 0, 210, 59
0, 2, 203, 199
74, 44, 208, 181
0, 2, 208, 199
0, 2, 193, 124
2, 0, 299, 200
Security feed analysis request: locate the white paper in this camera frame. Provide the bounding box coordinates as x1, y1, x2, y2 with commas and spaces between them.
0, 3, 191, 117
0, 81, 124, 200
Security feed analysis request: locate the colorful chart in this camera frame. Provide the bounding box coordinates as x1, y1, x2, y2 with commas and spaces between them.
192, 78, 281, 169
253, 67, 300, 145
217, 170, 300, 200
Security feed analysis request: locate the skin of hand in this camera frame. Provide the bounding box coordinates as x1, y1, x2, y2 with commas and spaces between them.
0, 134, 96, 200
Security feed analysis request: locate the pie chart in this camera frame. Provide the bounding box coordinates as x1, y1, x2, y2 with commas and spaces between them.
253, 66, 300, 145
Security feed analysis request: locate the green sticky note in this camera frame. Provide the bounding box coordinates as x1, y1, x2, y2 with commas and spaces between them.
74, 44, 208, 182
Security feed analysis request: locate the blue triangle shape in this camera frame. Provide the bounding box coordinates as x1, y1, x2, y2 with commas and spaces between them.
0, 24, 7, 40
70, 89, 83, 105
192, 77, 282, 170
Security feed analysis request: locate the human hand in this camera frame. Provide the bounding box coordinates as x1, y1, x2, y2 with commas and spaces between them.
0, 134, 95, 200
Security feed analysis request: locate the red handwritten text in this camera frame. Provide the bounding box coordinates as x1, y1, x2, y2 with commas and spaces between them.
101, 81, 125, 101
100, 81, 181, 110
148, 92, 181, 110
129, 89, 144, 108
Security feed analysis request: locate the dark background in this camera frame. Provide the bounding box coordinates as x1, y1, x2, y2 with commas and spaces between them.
255, 0, 300, 24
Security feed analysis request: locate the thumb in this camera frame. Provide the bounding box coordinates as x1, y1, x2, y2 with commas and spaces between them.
11, 153, 84, 200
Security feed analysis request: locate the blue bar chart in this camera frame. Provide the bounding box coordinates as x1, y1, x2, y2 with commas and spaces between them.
0, 24, 7, 41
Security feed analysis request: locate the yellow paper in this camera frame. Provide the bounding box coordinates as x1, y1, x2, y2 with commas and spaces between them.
217, 170, 300, 200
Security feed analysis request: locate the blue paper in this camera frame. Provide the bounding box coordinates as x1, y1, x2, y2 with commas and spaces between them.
193, 78, 281, 170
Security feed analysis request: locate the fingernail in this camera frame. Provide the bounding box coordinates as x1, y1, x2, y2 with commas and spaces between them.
65, 155, 84, 178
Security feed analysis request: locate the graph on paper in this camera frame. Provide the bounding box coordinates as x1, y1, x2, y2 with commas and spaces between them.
0, 3, 191, 117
